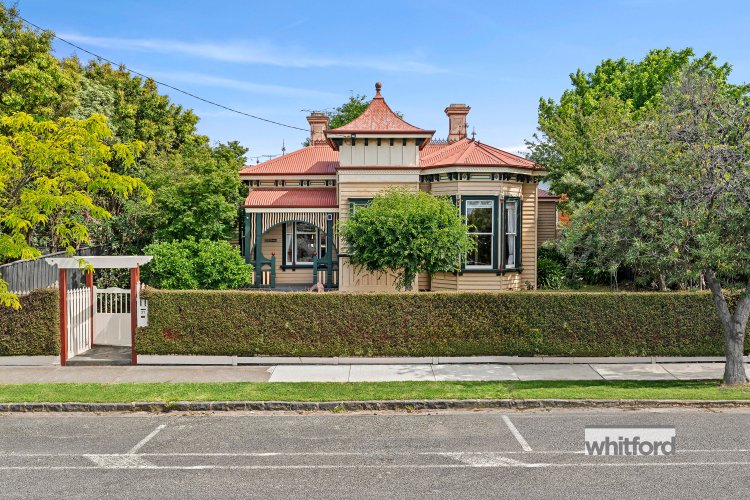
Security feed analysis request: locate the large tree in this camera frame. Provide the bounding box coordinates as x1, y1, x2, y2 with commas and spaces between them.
339, 189, 475, 291
0, 113, 148, 307
563, 68, 750, 384
528, 48, 734, 205
0, 5, 79, 119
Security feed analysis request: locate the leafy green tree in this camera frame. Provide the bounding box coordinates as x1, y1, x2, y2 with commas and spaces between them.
80, 61, 200, 158
528, 48, 735, 205
141, 239, 252, 290
339, 189, 475, 291
147, 141, 246, 242
328, 94, 370, 129
0, 5, 80, 119
0, 113, 148, 307
563, 69, 750, 384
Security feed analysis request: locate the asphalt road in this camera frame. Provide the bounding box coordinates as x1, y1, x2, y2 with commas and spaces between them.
1, 408, 750, 499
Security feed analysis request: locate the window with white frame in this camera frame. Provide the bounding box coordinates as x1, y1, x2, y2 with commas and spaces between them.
285, 222, 320, 265
505, 201, 518, 268
465, 199, 494, 268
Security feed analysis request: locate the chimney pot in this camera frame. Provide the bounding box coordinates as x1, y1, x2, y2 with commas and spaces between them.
445, 104, 470, 142
306, 112, 329, 145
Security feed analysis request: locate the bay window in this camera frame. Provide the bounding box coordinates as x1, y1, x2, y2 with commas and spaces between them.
465, 199, 494, 268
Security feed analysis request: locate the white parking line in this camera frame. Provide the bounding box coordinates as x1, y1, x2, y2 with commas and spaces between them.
127, 424, 166, 454
502, 415, 533, 452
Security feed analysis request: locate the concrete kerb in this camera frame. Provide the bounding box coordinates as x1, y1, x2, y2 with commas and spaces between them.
136, 355, 742, 366
3, 399, 750, 413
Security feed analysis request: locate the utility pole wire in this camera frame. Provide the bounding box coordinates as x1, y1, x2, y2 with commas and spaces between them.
18, 16, 309, 132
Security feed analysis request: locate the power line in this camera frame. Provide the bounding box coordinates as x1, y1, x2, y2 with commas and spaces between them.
18, 16, 309, 132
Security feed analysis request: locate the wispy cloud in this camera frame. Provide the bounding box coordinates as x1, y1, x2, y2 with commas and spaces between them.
135, 69, 342, 99
60, 33, 443, 74
500, 144, 529, 155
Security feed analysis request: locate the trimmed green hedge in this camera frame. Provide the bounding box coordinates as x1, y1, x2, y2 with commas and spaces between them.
0, 289, 59, 356
135, 290, 748, 357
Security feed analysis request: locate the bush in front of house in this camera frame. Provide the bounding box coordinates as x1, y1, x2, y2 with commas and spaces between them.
0, 289, 59, 356
141, 239, 253, 290
135, 290, 745, 357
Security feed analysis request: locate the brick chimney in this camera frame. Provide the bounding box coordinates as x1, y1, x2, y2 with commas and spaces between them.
306, 112, 329, 145
445, 104, 470, 142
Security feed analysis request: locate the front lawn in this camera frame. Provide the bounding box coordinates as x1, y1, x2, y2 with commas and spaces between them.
1, 380, 750, 403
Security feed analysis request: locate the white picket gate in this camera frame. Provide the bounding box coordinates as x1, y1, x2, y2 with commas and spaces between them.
66, 287, 93, 359
94, 287, 132, 346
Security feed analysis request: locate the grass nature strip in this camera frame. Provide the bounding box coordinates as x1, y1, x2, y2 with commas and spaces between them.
1, 380, 750, 403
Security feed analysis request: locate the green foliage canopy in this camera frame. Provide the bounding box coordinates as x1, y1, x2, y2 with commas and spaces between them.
561, 68, 750, 383
529, 48, 735, 205
339, 189, 475, 291
141, 239, 253, 290
0, 113, 148, 307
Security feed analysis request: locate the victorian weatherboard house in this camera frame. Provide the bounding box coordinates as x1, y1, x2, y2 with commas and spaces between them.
239, 83, 546, 291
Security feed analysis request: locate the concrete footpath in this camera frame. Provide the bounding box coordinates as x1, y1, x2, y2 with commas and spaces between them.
0, 360, 748, 384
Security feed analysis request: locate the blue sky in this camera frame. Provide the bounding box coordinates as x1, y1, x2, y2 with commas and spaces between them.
18, 0, 750, 161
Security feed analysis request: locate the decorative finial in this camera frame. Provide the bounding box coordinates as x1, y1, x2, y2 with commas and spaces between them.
471, 127, 476, 141
375, 81, 382, 96
282, 139, 286, 155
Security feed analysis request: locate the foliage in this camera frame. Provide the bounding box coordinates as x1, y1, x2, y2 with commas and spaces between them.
141, 239, 253, 290
328, 93, 371, 129
0, 289, 58, 355
135, 290, 747, 357
0, 113, 148, 307
339, 189, 475, 290
79, 61, 200, 157
0, 5, 79, 119
562, 68, 750, 383
528, 48, 735, 205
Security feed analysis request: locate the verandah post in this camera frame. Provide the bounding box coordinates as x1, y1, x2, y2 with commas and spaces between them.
253, 213, 263, 286
325, 214, 334, 287
244, 211, 251, 265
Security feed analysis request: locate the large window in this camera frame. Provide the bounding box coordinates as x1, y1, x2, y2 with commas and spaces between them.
465, 199, 494, 268
285, 222, 321, 266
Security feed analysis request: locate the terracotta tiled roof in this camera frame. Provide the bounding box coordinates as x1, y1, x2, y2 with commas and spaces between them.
420, 138, 541, 170
538, 188, 561, 200
243, 188, 338, 208
239, 145, 338, 176
327, 83, 433, 135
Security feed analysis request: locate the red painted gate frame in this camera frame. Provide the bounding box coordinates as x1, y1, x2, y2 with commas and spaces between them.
59, 265, 140, 367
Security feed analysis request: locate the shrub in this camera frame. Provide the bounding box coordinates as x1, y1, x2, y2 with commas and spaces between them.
537, 257, 565, 289
135, 290, 747, 357
0, 289, 59, 356
141, 239, 252, 290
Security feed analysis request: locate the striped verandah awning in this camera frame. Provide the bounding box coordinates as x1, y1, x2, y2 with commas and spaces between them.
245, 210, 338, 251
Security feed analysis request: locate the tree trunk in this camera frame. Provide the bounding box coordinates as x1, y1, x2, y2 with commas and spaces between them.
659, 274, 668, 291
704, 270, 749, 386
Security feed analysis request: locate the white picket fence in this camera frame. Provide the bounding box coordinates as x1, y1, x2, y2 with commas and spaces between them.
66, 287, 92, 359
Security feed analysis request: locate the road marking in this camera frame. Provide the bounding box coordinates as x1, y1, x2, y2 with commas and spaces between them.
4, 461, 750, 470
86, 454, 155, 469
127, 424, 166, 454
502, 415, 532, 452
443, 452, 545, 467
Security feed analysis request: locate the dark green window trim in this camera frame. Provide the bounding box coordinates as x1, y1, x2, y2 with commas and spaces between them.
280, 222, 326, 271
460, 195, 499, 271
501, 196, 522, 270
348, 197, 372, 215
